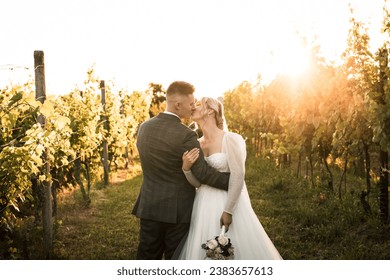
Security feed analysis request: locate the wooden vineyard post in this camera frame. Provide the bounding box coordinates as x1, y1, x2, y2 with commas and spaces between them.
100, 80, 109, 186
34, 50, 52, 259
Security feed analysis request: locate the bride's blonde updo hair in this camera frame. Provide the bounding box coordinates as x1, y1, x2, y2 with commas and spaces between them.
199, 96, 228, 131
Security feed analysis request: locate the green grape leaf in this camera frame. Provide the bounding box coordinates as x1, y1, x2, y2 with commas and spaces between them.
8, 92, 23, 107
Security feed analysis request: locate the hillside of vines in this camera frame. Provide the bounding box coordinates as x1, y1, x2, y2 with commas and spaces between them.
1, 9, 390, 259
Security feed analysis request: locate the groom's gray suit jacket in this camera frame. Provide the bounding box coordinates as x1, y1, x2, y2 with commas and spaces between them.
132, 113, 229, 224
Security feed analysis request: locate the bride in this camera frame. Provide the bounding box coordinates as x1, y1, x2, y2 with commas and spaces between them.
175, 97, 282, 260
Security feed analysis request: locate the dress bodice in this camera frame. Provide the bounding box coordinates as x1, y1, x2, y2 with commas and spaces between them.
205, 153, 229, 172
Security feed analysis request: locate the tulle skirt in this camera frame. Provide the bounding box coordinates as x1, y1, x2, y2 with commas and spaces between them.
177, 184, 282, 260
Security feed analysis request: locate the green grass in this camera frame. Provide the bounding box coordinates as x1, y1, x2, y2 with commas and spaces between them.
53, 169, 142, 259
27, 157, 390, 259
245, 156, 390, 260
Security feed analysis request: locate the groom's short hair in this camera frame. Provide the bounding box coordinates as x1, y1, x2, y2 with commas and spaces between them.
166, 81, 195, 97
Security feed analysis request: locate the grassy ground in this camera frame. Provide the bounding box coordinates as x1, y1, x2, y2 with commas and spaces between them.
53, 167, 142, 259
245, 157, 390, 260
49, 157, 390, 260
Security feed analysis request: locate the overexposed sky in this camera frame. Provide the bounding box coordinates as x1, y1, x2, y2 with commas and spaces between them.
0, 0, 387, 98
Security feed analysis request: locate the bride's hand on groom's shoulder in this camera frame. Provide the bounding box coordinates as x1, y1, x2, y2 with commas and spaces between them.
182, 148, 200, 171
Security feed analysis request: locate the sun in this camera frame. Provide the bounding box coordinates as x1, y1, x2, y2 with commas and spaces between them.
273, 41, 310, 78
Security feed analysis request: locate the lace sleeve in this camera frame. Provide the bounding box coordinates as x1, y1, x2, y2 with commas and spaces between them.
223, 132, 246, 214
183, 169, 201, 188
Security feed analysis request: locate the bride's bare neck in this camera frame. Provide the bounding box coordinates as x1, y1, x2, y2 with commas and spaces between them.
198, 123, 224, 156
199, 122, 222, 140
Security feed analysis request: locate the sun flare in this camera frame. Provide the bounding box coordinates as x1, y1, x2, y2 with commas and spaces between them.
270, 41, 311, 78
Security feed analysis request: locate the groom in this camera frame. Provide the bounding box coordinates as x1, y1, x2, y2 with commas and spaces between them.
132, 81, 229, 260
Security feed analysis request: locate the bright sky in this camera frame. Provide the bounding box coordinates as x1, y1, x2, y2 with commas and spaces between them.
0, 0, 387, 98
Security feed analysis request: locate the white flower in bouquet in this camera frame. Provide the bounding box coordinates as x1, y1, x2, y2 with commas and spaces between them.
206, 239, 218, 250
218, 234, 229, 246
201, 226, 234, 260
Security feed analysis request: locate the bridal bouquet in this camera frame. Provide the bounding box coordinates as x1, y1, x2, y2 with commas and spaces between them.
201, 226, 234, 260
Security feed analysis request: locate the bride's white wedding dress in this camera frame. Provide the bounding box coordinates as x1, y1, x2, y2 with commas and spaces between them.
177, 132, 282, 260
